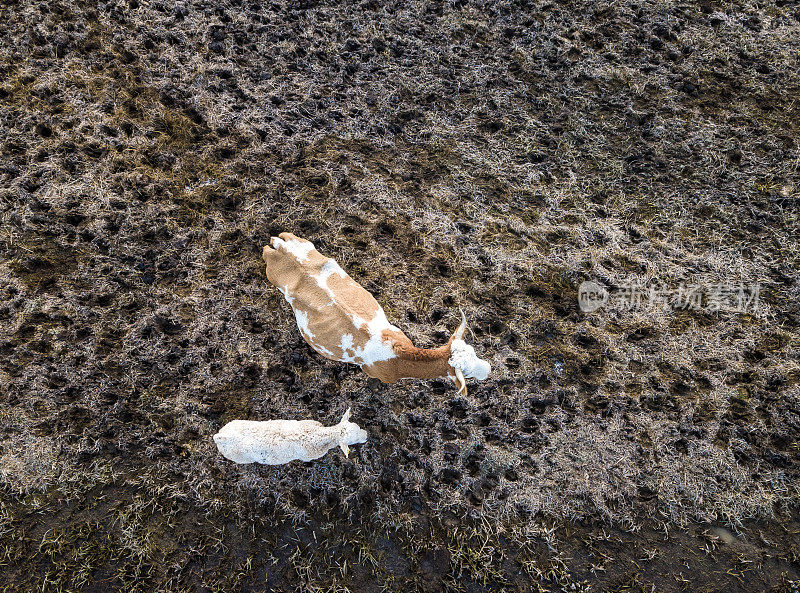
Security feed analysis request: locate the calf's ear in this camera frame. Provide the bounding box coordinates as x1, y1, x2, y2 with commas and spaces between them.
340, 407, 351, 423
339, 441, 350, 458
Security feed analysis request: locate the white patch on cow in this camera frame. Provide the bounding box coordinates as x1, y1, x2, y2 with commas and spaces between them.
449, 339, 491, 380
317, 259, 347, 283
278, 285, 295, 305
325, 311, 397, 366
373, 309, 401, 334
295, 309, 314, 339
351, 313, 367, 329
340, 333, 354, 352
312, 258, 364, 316
314, 260, 349, 303
355, 336, 396, 366
338, 333, 357, 363
292, 304, 334, 357
351, 314, 367, 330
316, 344, 335, 357
274, 237, 315, 262
349, 309, 398, 366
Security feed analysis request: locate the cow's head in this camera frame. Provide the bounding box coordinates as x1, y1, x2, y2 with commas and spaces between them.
448, 310, 491, 395
337, 408, 368, 457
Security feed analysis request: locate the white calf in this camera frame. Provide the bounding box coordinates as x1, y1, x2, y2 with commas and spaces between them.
213, 408, 367, 465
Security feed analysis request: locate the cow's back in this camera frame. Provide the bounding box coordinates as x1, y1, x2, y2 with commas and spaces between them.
263, 233, 390, 363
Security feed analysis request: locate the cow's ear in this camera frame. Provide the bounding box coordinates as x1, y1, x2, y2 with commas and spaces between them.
339, 441, 350, 458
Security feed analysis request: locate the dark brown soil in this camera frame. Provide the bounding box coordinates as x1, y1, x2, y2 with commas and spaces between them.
1, 0, 799, 591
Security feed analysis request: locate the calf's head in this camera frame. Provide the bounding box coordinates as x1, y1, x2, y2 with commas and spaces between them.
337, 408, 368, 457
447, 310, 492, 395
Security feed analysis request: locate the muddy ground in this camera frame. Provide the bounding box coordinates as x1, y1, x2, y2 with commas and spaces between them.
1, 0, 799, 591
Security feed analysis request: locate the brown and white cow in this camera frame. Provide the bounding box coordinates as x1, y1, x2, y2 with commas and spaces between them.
263, 233, 491, 394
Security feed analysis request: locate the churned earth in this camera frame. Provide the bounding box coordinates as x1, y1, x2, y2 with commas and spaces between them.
1, 0, 799, 591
